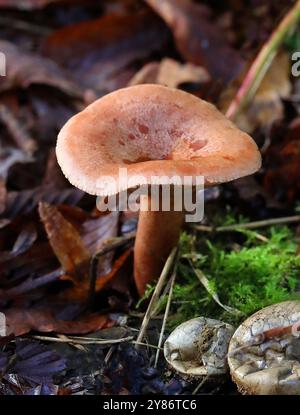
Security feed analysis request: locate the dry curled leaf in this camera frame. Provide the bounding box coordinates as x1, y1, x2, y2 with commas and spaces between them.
39, 202, 90, 276
129, 58, 210, 88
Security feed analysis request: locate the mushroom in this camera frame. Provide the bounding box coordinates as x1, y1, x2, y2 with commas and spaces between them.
164, 317, 234, 377
56, 84, 261, 295
228, 301, 300, 395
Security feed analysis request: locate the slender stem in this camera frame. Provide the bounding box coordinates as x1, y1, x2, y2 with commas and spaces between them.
154, 268, 176, 368
135, 247, 178, 349
193, 215, 300, 233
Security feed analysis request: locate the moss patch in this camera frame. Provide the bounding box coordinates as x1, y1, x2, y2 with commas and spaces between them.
139, 223, 300, 329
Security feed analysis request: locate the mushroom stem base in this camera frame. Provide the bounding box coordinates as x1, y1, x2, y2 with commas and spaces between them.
134, 194, 184, 296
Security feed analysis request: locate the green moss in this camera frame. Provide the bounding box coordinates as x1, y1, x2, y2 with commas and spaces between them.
172, 226, 300, 327
163, 225, 300, 328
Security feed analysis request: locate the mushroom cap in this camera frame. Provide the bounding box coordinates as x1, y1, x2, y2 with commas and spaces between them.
56, 84, 261, 196
164, 317, 234, 377
228, 301, 300, 395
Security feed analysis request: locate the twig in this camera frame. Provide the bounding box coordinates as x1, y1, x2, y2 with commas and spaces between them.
128, 311, 164, 320
31, 334, 134, 345
132, 341, 163, 350
154, 269, 177, 368
135, 247, 178, 349
104, 347, 115, 364
226, 0, 300, 119
192, 376, 209, 395
193, 215, 300, 233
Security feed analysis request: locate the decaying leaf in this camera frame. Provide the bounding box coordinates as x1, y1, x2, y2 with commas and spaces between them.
145, 0, 244, 84
4, 187, 83, 218
95, 248, 133, 293
43, 10, 169, 92
0, 340, 65, 395
5, 308, 115, 336
0, 40, 84, 98
129, 58, 210, 88
38, 202, 90, 276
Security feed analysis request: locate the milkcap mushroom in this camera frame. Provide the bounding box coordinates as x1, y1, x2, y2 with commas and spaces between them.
56, 84, 261, 295
164, 317, 234, 378
228, 301, 300, 395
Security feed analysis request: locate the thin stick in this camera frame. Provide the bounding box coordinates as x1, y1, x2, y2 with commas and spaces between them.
135, 247, 178, 349
192, 376, 208, 395
31, 334, 133, 345
226, 0, 300, 119
104, 347, 114, 364
132, 341, 163, 350
193, 215, 300, 233
154, 269, 177, 368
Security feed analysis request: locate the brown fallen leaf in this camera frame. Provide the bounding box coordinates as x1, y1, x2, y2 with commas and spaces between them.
0, 40, 84, 99
145, 0, 244, 84
38, 202, 90, 277
5, 308, 115, 336
43, 9, 169, 92
128, 58, 210, 88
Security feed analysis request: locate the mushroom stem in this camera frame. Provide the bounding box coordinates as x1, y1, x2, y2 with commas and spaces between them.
134, 191, 184, 296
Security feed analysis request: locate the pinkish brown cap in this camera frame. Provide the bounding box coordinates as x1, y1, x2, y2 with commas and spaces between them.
56, 84, 261, 196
